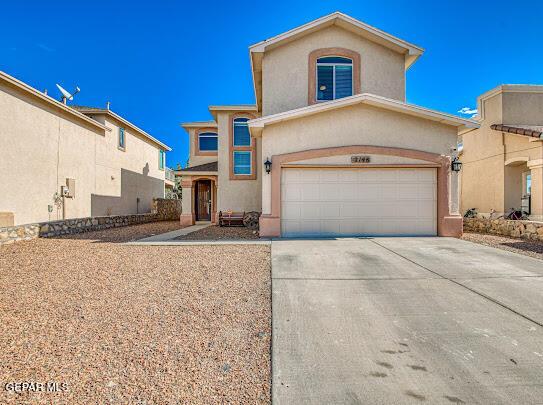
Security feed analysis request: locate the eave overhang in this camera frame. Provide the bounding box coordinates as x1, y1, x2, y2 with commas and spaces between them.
248, 93, 479, 137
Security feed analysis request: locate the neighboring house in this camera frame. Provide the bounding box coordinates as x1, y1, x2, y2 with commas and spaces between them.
0, 71, 171, 226
179, 12, 477, 237
164, 167, 176, 197
460, 85, 543, 220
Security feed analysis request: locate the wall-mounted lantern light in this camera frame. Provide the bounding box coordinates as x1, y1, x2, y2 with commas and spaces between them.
451, 157, 462, 172
264, 158, 272, 174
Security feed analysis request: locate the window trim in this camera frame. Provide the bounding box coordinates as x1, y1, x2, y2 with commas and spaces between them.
118, 127, 126, 151
194, 127, 218, 156
315, 57, 353, 101
308, 47, 361, 105
229, 112, 257, 180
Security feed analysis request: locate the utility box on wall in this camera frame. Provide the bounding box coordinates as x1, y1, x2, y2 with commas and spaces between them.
0, 212, 14, 227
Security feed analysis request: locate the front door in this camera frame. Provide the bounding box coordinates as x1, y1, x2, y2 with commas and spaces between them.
196, 180, 211, 221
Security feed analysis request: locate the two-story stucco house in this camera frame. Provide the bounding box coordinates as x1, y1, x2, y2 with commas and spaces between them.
179, 12, 478, 237
0, 70, 171, 226
460, 85, 543, 220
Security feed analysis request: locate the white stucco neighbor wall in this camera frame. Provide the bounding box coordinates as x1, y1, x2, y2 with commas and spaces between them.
0, 80, 167, 225
262, 25, 406, 116
259, 104, 458, 215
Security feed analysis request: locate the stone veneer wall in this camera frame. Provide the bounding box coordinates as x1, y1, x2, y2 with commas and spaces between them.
0, 198, 183, 245
152, 198, 182, 220
464, 218, 543, 241
0, 213, 158, 245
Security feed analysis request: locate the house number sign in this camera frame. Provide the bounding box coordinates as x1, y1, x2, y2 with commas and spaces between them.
351, 155, 371, 163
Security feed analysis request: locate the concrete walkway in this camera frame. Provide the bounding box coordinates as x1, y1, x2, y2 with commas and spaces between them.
271, 237, 543, 405
136, 223, 211, 242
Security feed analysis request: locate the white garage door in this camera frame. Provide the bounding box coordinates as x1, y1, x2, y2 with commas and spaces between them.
281, 167, 437, 237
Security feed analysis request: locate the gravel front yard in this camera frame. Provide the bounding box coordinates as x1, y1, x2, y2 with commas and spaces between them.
462, 232, 543, 260
0, 223, 271, 404
176, 225, 260, 240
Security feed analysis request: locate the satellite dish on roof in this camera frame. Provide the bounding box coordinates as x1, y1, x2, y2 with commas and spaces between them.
56, 83, 80, 103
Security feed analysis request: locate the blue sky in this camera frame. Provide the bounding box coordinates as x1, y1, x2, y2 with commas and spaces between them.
2, 0, 542, 168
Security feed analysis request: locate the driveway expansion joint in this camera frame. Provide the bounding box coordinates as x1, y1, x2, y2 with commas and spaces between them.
369, 239, 543, 329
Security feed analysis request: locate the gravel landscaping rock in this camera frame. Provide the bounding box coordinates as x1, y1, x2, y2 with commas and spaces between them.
176, 225, 260, 240
0, 224, 271, 404
462, 232, 543, 260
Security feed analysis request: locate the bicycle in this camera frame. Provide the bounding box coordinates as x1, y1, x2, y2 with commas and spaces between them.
504, 208, 529, 221
463, 208, 478, 218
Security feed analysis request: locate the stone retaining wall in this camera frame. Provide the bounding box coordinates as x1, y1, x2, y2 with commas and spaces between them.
0, 198, 183, 245
464, 217, 543, 241
0, 213, 158, 245
152, 198, 182, 220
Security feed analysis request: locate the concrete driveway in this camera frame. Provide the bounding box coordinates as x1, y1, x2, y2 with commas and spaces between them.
272, 237, 543, 405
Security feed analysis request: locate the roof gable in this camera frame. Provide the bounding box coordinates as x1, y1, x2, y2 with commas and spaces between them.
250, 12, 423, 68
249, 12, 423, 112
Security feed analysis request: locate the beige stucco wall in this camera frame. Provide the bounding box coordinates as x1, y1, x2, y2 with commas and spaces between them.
260, 103, 458, 215
186, 127, 218, 167
216, 111, 262, 212
261, 26, 406, 116
502, 92, 543, 125
90, 115, 166, 216
461, 90, 543, 217
0, 81, 166, 225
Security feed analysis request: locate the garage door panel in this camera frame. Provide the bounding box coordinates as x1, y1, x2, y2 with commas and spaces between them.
300, 202, 321, 219
320, 170, 340, 183
281, 168, 437, 237
417, 199, 437, 218
396, 200, 419, 218
381, 184, 398, 200
317, 184, 339, 200
378, 170, 399, 183
417, 169, 437, 183
321, 202, 341, 218
338, 170, 358, 183
283, 184, 301, 201
300, 184, 320, 200
282, 202, 302, 220
357, 170, 381, 183
417, 183, 436, 200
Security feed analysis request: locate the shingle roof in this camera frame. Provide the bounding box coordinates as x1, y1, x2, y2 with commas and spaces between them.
178, 161, 218, 172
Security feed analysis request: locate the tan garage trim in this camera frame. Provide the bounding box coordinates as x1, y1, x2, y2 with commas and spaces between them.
259, 145, 462, 238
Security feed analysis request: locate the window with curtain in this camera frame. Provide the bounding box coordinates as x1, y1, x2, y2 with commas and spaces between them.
233, 151, 251, 175
316, 56, 353, 101
198, 132, 218, 151
233, 118, 251, 146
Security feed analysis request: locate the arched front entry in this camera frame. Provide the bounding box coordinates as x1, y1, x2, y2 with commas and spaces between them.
180, 175, 218, 226
259, 145, 462, 238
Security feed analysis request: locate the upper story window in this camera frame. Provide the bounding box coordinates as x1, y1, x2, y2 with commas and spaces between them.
198, 132, 218, 151
316, 56, 353, 101
233, 151, 251, 175
159, 150, 165, 170
118, 127, 125, 150
233, 118, 251, 146
230, 115, 255, 180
